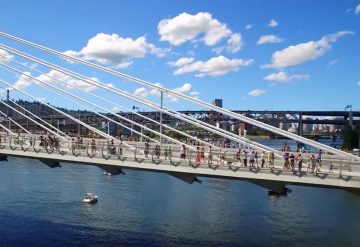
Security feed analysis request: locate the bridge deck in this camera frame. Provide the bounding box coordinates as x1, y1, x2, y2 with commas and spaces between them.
1, 140, 360, 191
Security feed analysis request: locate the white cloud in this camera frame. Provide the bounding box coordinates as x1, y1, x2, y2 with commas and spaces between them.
12, 70, 99, 92
0, 49, 14, 63
112, 106, 121, 112
358, 80, 360, 86
166, 83, 193, 102
245, 24, 252, 30
257, 35, 283, 45
226, 33, 243, 53
173, 55, 253, 77
327, 59, 339, 68
134, 87, 148, 97
267, 19, 279, 28
248, 89, 266, 97
168, 57, 194, 67
355, 4, 360, 14
149, 82, 163, 96
174, 82, 192, 94
63, 33, 169, 68
13, 72, 34, 90
212, 33, 243, 54
62, 50, 80, 64
133, 82, 198, 102
264, 71, 309, 83
36, 70, 99, 92
263, 31, 354, 69
158, 12, 231, 46
190, 91, 199, 99
37, 97, 47, 102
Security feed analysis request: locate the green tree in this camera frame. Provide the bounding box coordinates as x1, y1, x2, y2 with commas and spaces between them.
356, 123, 360, 149
342, 123, 353, 150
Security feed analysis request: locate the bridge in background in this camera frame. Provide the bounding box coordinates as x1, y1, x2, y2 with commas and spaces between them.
0, 32, 360, 194
3, 108, 359, 137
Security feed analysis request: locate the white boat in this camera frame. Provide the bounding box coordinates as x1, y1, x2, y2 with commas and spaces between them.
103, 171, 112, 176
82, 193, 98, 203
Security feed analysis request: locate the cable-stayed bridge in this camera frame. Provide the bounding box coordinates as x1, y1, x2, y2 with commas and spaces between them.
0, 32, 359, 194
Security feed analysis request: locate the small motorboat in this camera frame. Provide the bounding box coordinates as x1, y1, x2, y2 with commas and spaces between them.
103, 171, 112, 176
82, 193, 98, 203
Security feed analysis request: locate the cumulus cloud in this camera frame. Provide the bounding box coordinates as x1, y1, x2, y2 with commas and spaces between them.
264, 71, 309, 83
168, 57, 194, 67
263, 31, 354, 69
248, 89, 266, 97
245, 24, 252, 30
37, 70, 99, 92
226, 33, 243, 53
356, 4, 360, 14
13, 69, 99, 92
134, 87, 148, 97
173, 55, 253, 77
166, 83, 193, 102
0, 49, 14, 63
158, 12, 231, 46
133, 82, 198, 102
267, 19, 279, 28
213, 33, 243, 54
13, 72, 34, 90
257, 35, 283, 45
63, 33, 169, 68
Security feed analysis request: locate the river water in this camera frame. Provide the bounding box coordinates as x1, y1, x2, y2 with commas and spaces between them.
0, 139, 359, 247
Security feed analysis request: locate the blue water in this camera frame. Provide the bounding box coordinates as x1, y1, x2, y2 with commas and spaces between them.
1, 148, 360, 246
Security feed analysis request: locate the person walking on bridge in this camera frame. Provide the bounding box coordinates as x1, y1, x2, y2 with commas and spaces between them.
243, 150, 248, 167
90, 138, 96, 154
144, 142, 149, 158
261, 151, 265, 168
297, 153, 304, 174
267, 152, 274, 168
208, 146, 213, 164
180, 144, 186, 161
236, 148, 242, 165
310, 154, 316, 174
290, 153, 295, 172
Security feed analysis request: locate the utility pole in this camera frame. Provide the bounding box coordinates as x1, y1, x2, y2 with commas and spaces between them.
6, 89, 9, 117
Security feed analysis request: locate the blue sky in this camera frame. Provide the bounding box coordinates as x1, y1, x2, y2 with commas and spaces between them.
0, 0, 359, 112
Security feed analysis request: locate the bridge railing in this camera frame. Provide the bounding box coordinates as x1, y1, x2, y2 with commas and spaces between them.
1, 134, 359, 178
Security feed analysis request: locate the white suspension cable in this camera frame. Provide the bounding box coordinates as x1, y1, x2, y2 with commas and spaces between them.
0, 33, 357, 161
0, 54, 220, 149
0, 46, 274, 155
0, 100, 67, 141
0, 106, 31, 135
0, 78, 133, 150
0, 62, 205, 152
0, 122, 16, 136
9, 99, 69, 137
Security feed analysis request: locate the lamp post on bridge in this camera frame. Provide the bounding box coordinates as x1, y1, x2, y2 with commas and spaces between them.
132, 106, 139, 138
345, 104, 353, 129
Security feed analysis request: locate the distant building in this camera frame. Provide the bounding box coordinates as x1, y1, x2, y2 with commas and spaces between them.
212, 99, 222, 108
